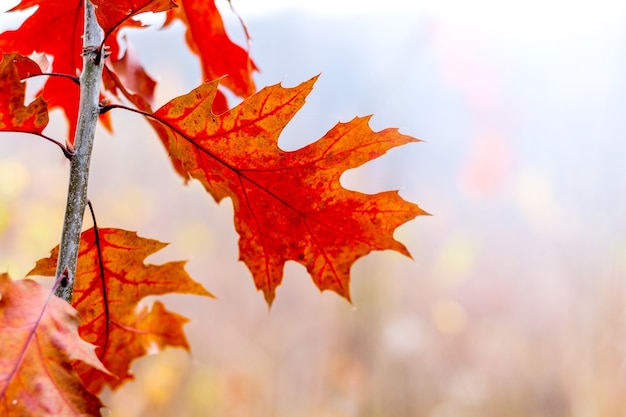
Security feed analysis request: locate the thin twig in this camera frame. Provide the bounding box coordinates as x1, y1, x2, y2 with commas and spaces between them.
1, 131, 74, 159
87, 200, 110, 355
24, 72, 80, 86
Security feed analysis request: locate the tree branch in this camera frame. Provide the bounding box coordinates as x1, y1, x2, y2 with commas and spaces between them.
54, 0, 104, 303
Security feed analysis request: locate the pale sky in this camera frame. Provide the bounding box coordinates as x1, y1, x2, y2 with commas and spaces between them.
3, 0, 625, 45
230, 0, 626, 42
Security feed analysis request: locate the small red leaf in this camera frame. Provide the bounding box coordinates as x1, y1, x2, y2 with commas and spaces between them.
91, 0, 178, 38
0, 1, 83, 141
0, 52, 48, 134
165, 0, 257, 98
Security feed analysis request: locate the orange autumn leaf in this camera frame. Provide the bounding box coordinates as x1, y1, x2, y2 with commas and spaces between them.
0, 273, 106, 417
28, 228, 213, 393
0, 52, 48, 134
149, 76, 427, 305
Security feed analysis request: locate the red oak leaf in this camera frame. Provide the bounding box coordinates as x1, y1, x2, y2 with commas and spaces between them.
0, 273, 106, 417
147, 76, 427, 305
0, 0, 176, 141
91, 0, 177, 40
29, 228, 213, 393
0, 52, 48, 134
0, 0, 85, 142
165, 0, 257, 101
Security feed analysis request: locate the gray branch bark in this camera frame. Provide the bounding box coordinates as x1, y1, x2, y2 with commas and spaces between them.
54, 0, 104, 302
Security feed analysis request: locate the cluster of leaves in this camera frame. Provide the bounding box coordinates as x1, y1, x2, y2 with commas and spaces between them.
0, 0, 426, 415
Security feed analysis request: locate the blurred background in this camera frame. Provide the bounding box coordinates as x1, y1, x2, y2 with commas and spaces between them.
2, 0, 626, 416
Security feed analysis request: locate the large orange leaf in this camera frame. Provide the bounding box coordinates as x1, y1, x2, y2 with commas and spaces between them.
149, 76, 427, 305
29, 228, 213, 393
0, 273, 106, 416
0, 52, 48, 134
0, 0, 176, 140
